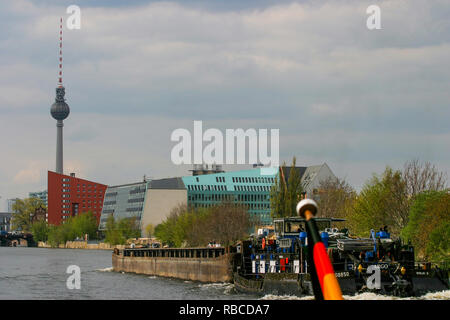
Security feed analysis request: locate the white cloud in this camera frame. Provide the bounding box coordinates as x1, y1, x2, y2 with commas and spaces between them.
13, 161, 43, 184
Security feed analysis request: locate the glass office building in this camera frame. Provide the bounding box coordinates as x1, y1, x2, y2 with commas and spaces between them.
182, 167, 278, 226
98, 181, 147, 230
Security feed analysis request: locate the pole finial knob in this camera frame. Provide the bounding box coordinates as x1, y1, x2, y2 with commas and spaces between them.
296, 199, 318, 218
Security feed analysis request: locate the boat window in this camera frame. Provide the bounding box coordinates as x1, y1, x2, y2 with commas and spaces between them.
285, 222, 304, 233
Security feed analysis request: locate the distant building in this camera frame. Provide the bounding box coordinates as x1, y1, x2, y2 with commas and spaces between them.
0, 212, 12, 233
47, 171, 107, 225
98, 177, 187, 236
140, 177, 187, 235
280, 163, 336, 197
29, 190, 48, 207
32, 206, 47, 223
98, 181, 148, 231
182, 163, 336, 226
7, 198, 19, 213
182, 167, 277, 226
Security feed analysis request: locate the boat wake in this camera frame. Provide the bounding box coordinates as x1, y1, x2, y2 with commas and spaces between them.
198, 282, 235, 295
260, 289, 450, 300
96, 267, 113, 272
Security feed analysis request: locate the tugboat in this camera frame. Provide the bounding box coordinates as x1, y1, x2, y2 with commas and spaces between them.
232, 217, 449, 297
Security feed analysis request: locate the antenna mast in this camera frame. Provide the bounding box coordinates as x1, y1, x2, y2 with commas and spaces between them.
58, 17, 63, 87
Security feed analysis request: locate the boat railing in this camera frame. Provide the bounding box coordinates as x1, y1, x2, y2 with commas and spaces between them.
118, 247, 227, 259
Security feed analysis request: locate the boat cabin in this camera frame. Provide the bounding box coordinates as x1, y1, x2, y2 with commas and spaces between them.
273, 217, 346, 239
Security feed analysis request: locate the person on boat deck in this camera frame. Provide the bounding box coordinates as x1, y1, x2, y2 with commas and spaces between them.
359, 251, 366, 262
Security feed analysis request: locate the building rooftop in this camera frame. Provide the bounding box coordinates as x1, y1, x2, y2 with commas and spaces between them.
149, 177, 185, 190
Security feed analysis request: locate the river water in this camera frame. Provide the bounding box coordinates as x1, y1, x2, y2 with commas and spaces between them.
0, 247, 448, 300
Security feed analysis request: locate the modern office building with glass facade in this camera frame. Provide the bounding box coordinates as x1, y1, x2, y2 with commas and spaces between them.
182, 167, 278, 226
181, 163, 336, 226
98, 177, 187, 235
98, 181, 147, 230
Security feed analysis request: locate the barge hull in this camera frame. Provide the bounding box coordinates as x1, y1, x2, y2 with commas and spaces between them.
112, 252, 233, 283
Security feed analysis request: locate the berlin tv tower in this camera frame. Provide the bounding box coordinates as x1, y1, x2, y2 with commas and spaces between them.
50, 18, 70, 174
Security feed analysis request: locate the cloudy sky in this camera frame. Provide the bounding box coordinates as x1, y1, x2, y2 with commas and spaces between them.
1, 0, 449, 210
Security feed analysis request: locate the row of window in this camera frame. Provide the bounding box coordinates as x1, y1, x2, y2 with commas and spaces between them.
61, 193, 101, 199
125, 207, 144, 212
187, 184, 227, 191
188, 193, 269, 202
129, 188, 146, 195
192, 202, 270, 210
235, 185, 271, 192
231, 176, 275, 184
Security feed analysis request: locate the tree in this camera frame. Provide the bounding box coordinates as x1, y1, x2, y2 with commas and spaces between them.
155, 202, 256, 247
315, 177, 356, 219
104, 215, 125, 245
31, 220, 49, 242
401, 191, 449, 262
286, 157, 303, 216
47, 221, 74, 247
11, 198, 45, 232
104, 214, 141, 245
403, 159, 447, 196
71, 211, 98, 240
155, 204, 187, 247
145, 223, 155, 238
117, 216, 141, 240
348, 167, 408, 237
200, 202, 256, 247
270, 157, 303, 218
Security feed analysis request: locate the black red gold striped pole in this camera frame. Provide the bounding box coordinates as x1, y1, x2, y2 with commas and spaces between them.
296, 199, 343, 300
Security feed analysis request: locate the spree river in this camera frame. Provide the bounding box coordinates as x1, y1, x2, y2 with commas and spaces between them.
0, 247, 448, 300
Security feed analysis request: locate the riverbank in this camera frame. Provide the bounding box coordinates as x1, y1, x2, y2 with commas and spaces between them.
38, 241, 125, 250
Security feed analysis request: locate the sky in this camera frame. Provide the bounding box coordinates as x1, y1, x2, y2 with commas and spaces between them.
1, 0, 449, 210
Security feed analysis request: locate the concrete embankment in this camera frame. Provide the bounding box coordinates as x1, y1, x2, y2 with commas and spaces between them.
112, 248, 234, 282
38, 241, 125, 250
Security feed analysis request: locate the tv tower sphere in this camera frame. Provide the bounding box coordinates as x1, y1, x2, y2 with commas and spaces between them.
51, 86, 70, 120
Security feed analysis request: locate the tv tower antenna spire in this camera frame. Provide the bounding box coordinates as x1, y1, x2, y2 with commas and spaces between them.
58, 17, 63, 87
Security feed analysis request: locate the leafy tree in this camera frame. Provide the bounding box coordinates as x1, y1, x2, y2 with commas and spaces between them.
286, 157, 303, 216
145, 223, 155, 238
401, 191, 449, 262
348, 167, 408, 237
71, 211, 98, 240
43, 211, 98, 247
104, 215, 125, 245
11, 198, 45, 232
31, 220, 49, 242
270, 157, 303, 218
155, 204, 187, 247
47, 222, 74, 247
104, 215, 141, 245
117, 216, 141, 240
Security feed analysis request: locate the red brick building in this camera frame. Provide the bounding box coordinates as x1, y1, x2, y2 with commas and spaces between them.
47, 171, 107, 225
